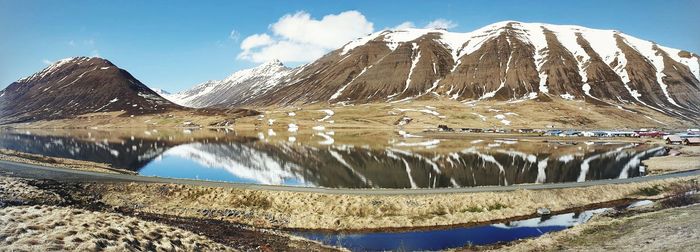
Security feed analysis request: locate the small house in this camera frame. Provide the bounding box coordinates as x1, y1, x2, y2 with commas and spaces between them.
608, 131, 635, 137
461, 128, 482, 133
581, 131, 608, 137
518, 128, 534, 133
636, 131, 666, 138
559, 130, 581, 137
683, 138, 700, 146
666, 135, 683, 145
438, 124, 454, 132
544, 130, 562, 136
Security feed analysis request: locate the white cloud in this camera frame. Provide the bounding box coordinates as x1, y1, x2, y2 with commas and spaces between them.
68, 40, 76, 47
270, 11, 373, 49
425, 19, 457, 29
393, 21, 416, 30
240, 34, 274, 51
42, 59, 53, 65
229, 29, 240, 41
237, 11, 457, 64
238, 10, 374, 63
392, 19, 458, 30
241, 41, 329, 63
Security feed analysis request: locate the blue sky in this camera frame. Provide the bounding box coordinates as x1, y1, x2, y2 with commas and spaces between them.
1, 0, 698, 92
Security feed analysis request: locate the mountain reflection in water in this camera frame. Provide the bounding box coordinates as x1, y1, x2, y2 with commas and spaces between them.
0, 129, 666, 189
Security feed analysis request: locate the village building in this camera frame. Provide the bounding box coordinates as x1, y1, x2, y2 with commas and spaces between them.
666, 135, 683, 145
518, 128, 534, 133
683, 137, 700, 146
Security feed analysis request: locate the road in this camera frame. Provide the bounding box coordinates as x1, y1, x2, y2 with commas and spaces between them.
1, 159, 698, 195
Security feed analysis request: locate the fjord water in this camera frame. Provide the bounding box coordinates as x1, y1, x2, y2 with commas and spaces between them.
0, 129, 665, 189
295, 208, 610, 251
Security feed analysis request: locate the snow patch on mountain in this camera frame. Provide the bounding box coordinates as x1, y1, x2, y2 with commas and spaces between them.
18, 57, 91, 83
620, 34, 682, 108
168, 59, 293, 108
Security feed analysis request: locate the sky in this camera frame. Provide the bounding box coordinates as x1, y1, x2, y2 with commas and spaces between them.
1, 0, 698, 92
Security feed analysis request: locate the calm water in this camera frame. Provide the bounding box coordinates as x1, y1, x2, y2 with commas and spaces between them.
0, 129, 665, 188
296, 208, 610, 251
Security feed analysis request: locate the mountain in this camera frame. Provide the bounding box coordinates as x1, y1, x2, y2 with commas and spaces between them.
0, 57, 180, 124
152, 88, 171, 96
166, 59, 296, 108
189, 21, 700, 120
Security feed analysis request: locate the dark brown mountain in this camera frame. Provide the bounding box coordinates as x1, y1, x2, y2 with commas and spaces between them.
0, 57, 181, 124
181, 21, 699, 120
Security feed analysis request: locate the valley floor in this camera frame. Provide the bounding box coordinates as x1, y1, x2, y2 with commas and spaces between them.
0, 122, 698, 250
5, 98, 697, 130
0, 143, 698, 250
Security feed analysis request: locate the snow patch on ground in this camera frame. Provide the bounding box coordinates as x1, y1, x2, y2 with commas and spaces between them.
396, 108, 440, 116
494, 114, 511, 125
317, 133, 335, 145
472, 113, 487, 121
560, 93, 575, 100
394, 139, 440, 147
317, 109, 334, 122
287, 124, 298, 132
398, 130, 422, 138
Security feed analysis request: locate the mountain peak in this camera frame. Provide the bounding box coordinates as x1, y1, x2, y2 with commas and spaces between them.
260, 59, 284, 67
16, 56, 118, 84
1, 56, 179, 124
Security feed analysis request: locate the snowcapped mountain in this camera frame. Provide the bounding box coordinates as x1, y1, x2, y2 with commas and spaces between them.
166, 59, 296, 108
0, 57, 180, 124
199, 21, 699, 119
152, 88, 171, 96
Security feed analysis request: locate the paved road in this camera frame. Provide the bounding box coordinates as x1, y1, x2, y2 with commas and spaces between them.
1, 160, 698, 195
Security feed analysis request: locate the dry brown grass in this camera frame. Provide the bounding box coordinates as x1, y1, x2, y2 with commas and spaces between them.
0, 149, 131, 174
92, 176, 699, 230
232, 99, 691, 131
7, 98, 692, 130
5, 110, 239, 129
490, 197, 700, 252
0, 205, 235, 251
0, 176, 62, 204
643, 145, 700, 174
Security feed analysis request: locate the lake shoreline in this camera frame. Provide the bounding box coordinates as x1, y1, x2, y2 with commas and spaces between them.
1, 158, 697, 230
0, 175, 341, 251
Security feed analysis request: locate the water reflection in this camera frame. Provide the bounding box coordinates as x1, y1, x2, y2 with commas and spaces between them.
0, 129, 666, 189
295, 208, 611, 251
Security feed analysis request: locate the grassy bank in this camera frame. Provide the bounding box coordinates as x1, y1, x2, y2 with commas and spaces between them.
487, 193, 700, 251
0, 176, 341, 251
643, 146, 700, 174
0, 205, 236, 251
4, 99, 694, 130
91, 175, 698, 230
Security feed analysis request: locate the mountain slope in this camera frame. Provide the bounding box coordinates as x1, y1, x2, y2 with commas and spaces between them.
0, 57, 180, 124
204, 21, 699, 120
166, 60, 296, 108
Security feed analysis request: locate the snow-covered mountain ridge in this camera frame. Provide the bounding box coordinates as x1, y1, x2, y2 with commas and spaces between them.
171, 20, 698, 120
165, 59, 296, 108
